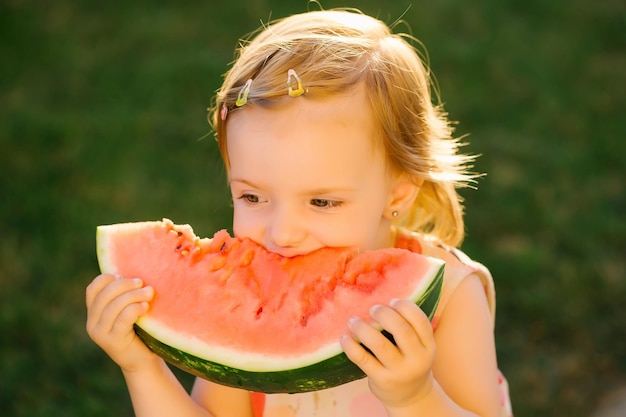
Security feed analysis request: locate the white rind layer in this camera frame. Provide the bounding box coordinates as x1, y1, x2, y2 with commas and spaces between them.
136, 315, 346, 372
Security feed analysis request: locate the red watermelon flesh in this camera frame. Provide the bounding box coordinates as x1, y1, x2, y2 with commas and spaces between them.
96, 218, 444, 391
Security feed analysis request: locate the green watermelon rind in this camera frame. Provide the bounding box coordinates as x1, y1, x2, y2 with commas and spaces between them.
134, 263, 444, 394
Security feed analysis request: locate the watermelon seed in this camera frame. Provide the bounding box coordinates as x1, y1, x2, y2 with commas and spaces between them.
176, 244, 182, 250
255, 306, 263, 318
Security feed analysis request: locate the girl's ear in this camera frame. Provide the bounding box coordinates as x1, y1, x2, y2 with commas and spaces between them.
385, 175, 423, 219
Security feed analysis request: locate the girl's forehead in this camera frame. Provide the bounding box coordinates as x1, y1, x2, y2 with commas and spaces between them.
227, 85, 379, 147
225, 87, 389, 186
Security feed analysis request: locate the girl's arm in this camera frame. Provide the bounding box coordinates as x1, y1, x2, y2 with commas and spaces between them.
122, 358, 214, 417
122, 362, 253, 417
430, 273, 501, 416
191, 378, 254, 417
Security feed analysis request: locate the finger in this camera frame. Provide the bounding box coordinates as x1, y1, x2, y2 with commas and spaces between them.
345, 315, 400, 369
97, 284, 154, 335
86, 275, 133, 335
388, 298, 434, 350
86, 278, 148, 336
87, 286, 153, 347
110, 297, 151, 337
86, 274, 119, 308
88, 277, 143, 316
366, 304, 413, 365
340, 331, 382, 375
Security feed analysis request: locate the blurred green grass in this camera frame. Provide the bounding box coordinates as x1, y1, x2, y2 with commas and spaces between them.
1, 1, 623, 416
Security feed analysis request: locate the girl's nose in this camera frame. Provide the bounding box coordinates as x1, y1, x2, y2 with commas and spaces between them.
266, 205, 306, 249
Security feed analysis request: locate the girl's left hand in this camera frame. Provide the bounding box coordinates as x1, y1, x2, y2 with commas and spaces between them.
340, 298, 436, 409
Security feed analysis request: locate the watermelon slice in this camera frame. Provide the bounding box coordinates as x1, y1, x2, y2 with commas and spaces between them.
96, 218, 444, 393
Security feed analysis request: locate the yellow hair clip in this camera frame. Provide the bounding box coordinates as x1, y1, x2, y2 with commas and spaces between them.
287, 69, 305, 97
235, 79, 252, 107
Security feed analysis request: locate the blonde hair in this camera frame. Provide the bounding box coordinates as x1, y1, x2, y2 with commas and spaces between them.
210, 9, 478, 247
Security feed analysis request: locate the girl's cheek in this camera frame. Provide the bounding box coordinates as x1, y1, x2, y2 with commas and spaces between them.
232, 215, 261, 240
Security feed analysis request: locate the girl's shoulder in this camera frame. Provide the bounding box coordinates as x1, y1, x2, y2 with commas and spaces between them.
394, 228, 496, 328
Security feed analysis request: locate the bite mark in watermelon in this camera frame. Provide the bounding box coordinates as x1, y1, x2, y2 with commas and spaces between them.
96, 218, 444, 393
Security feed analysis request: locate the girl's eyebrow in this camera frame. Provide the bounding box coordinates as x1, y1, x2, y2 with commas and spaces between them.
229, 178, 262, 188
230, 178, 356, 195
305, 187, 357, 195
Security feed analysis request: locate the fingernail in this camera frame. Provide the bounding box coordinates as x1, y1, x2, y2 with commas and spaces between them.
342, 332, 360, 345
389, 298, 401, 307
347, 316, 360, 329
133, 278, 143, 287
369, 304, 383, 315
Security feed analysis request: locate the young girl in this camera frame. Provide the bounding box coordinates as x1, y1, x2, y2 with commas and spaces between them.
86, 8, 513, 417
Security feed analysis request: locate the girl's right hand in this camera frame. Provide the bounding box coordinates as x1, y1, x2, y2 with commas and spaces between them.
86, 274, 157, 373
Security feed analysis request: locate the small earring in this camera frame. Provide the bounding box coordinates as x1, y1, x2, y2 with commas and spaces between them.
392, 211, 399, 218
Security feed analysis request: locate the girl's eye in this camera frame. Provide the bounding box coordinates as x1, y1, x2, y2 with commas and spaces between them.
311, 199, 342, 209
239, 194, 263, 204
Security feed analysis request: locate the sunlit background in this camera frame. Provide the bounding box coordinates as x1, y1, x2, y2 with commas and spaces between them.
1, 1, 623, 416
